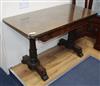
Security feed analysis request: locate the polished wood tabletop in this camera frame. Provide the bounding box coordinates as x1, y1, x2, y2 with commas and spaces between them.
3, 4, 96, 38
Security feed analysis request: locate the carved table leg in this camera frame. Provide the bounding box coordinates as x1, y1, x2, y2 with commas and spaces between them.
94, 29, 100, 50
58, 30, 83, 57
22, 36, 49, 81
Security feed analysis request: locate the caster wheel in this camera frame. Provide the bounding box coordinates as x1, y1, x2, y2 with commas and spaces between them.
42, 75, 49, 81
77, 52, 84, 57
74, 46, 84, 57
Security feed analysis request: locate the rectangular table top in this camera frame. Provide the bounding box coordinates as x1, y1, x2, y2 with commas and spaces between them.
3, 4, 96, 38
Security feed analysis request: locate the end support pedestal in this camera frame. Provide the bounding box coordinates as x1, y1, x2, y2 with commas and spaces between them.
58, 30, 84, 57
22, 36, 49, 81
22, 55, 48, 81
58, 39, 83, 57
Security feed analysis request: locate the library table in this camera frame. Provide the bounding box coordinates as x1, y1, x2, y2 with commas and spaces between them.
3, 4, 97, 81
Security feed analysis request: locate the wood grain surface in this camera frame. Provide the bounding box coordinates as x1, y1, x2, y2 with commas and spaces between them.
3, 4, 96, 38
10, 36, 100, 86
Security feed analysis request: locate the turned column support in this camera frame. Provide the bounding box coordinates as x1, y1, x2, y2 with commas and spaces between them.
21, 35, 49, 81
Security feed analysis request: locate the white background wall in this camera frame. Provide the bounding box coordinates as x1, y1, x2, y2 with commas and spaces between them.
0, 1, 2, 68
1, 0, 100, 73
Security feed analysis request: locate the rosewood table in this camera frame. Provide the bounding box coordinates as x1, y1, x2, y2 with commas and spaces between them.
3, 4, 98, 81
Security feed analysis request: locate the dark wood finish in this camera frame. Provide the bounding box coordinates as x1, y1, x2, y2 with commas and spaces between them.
85, 0, 88, 8
71, 0, 94, 39
88, 0, 93, 9
71, 0, 95, 55
3, 4, 97, 81
22, 36, 48, 81
94, 29, 100, 50
3, 4, 95, 39
65, 0, 93, 57
37, 19, 90, 42
72, 0, 93, 9
72, 0, 76, 5
92, 16, 100, 50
